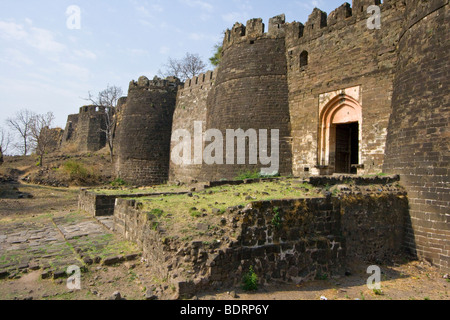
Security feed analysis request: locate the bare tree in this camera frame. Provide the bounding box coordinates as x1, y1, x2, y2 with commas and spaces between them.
86, 85, 123, 162
0, 127, 12, 155
29, 112, 55, 167
159, 53, 207, 82
6, 109, 35, 156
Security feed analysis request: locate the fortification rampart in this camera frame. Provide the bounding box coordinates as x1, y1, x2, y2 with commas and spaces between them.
384, 0, 449, 270
115, 76, 180, 186
109, 0, 449, 271
170, 70, 217, 183
284, 1, 404, 177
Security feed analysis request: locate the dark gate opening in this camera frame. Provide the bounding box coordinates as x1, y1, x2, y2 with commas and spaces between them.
335, 122, 359, 174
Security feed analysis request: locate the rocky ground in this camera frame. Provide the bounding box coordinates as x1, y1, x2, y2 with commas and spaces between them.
0, 178, 449, 301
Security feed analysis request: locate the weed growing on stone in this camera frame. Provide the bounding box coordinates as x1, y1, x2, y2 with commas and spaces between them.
234, 170, 263, 181
110, 178, 127, 187
271, 207, 282, 230
373, 289, 383, 295
242, 266, 259, 291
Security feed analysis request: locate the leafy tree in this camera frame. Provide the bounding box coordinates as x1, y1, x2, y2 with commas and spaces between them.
210, 44, 223, 67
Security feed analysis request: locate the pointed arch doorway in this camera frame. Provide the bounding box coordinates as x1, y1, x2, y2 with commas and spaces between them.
318, 93, 362, 174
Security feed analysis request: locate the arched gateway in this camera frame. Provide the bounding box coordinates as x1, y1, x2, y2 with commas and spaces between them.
318, 93, 362, 174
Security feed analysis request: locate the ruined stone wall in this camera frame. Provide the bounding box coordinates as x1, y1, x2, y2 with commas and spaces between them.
60, 114, 79, 149
384, 0, 449, 271
113, 191, 408, 297
114, 76, 179, 186
285, 0, 405, 176
40, 127, 64, 153
60, 106, 107, 153
169, 70, 217, 184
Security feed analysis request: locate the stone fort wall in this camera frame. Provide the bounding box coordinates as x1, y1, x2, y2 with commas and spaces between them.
384, 0, 449, 270
114, 76, 180, 186
285, 0, 404, 176
169, 70, 217, 183
63, 0, 449, 271
60, 105, 107, 153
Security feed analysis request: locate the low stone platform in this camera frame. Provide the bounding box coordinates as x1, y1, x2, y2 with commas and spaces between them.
108, 177, 409, 298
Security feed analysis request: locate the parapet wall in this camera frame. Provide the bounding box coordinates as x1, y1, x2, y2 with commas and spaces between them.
78, 189, 189, 217
113, 189, 408, 298
170, 70, 217, 184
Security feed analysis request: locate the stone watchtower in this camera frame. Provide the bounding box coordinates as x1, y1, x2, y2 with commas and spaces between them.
114, 76, 180, 186
203, 15, 293, 181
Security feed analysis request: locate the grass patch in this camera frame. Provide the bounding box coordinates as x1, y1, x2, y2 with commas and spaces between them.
136, 179, 321, 243
235, 170, 263, 181
91, 184, 187, 196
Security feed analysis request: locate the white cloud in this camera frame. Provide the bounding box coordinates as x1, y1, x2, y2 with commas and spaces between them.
0, 48, 33, 67
127, 48, 149, 57
27, 26, 66, 54
222, 12, 244, 24
57, 63, 92, 82
74, 49, 97, 60
0, 20, 66, 54
159, 46, 170, 55
0, 21, 28, 40
180, 0, 214, 12
222, 0, 253, 25
188, 32, 220, 42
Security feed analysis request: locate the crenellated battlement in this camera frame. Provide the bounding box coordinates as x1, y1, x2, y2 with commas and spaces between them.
222, 0, 398, 51
128, 75, 180, 92
178, 69, 217, 92
222, 14, 288, 50
78, 105, 106, 115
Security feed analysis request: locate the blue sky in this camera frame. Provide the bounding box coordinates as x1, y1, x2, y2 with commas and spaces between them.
0, 0, 346, 132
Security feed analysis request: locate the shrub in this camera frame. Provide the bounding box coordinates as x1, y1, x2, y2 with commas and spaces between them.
110, 178, 127, 187
242, 266, 259, 291
63, 160, 90, 183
